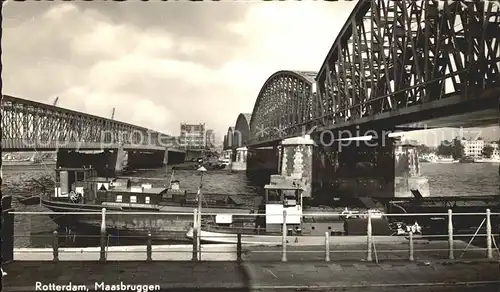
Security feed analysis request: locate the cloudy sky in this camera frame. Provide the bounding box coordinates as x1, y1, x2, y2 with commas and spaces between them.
2, 1, 497, 146
2, 1, 357, 141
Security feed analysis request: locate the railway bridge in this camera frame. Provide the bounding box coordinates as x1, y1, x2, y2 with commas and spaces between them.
223, 0, 500, 202
1, 95, 187, 175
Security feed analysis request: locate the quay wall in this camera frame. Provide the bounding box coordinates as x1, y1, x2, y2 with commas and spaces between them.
14, 244, 237, 261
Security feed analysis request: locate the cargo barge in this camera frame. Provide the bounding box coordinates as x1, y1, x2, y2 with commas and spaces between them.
41, 167, 253, 241
187, 174, 500, 244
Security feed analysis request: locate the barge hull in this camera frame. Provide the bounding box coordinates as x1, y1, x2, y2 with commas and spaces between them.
42, 200, 251, 242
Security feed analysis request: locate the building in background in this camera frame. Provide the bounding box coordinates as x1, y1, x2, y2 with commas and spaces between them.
179, 123, 206, 150
489, 141, 499, 157
460, 138, 485, 157
205, 129, 216, 150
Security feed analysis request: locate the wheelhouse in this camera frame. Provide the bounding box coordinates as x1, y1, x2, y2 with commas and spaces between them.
53, 167, 113, 203
262, 182, 303, 233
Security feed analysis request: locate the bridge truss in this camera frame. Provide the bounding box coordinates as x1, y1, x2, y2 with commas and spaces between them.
249, 71, 317, 144
1, 95, 171, 151
249, 0, 500, 145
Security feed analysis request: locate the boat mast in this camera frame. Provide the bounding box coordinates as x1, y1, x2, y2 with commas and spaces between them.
196, 166, 207, 214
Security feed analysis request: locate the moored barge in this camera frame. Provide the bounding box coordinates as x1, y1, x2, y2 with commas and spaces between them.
186, 173, 500, 244
42, 167, 254, 241
186, 176, 401, 245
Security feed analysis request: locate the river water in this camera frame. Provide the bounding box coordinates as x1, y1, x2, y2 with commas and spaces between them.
2, 162, 499, 247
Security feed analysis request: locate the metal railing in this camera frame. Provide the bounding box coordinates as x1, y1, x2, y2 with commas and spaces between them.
9, 209, 500, 263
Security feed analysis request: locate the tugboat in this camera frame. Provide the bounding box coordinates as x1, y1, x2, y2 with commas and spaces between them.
186, 175, 398, 245
41, 166, 254, 241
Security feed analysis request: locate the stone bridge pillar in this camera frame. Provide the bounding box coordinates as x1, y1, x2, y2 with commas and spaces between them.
221, 149, 232, 160
279, 135, 315, 198
57, 149, 122, 177
231, 147, 248, 171
394, 140, 430, 198
165, 150, 186, 165
127, 150, 166, 169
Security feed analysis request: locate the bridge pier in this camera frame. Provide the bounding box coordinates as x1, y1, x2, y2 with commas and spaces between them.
127, 150, 166, 169
246, 146, 279, 186
56, 149, 126, 177
166, 149, 186, 165
221, 149, 232, 160
394, 141, 430, 198
311, 130, 429, 202
231, 147, 248, 171
277, 135, 315, 198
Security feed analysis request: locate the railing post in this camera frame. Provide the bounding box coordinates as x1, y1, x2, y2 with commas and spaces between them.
325, 231, 330, 262
52, 231, 59, 262
197, 208, 202, 261
100, 208, 107, 262
448, 209, 454, 260
486, 209, 492, 260
146, 233, 152, 261
237, 233, 242, 262
366, 210, 373, 262
192, 209, 198, 262
282, 210, 287, 262
408, 230, 414, 261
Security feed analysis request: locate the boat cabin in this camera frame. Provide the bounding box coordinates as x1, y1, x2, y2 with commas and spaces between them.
97, 185, 167, 210
51, 167, 168, 209
52, 167, 114, 203
261, 183, 303, 233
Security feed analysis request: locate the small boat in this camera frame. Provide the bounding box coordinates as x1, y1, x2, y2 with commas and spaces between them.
186, 176, 404, 245
41, 166, 254, 242
436, 157, 459, 163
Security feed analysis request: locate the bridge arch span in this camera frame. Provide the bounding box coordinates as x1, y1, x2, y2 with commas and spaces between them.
224, 126, 235, 149
249, 70, 317, 144
234, 113, 252, 147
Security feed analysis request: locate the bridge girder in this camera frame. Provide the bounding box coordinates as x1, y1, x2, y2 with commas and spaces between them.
249, 71, 318, 145
1, 95, 175, 150
233, 113, 252, 148
248, 0, 500, 146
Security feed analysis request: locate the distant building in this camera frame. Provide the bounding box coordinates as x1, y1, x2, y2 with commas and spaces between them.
490, 141, 499, 157
179, 123, 206, 150
205, 129, 216, 149
460, 138, 484, 157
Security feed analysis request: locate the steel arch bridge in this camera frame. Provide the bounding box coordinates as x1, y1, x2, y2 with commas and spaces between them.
248, 0, 500, 146
1, 95, 176, 151
223, 113, 253, 150
249, 70, 318, 145
233, 113, 252, 148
